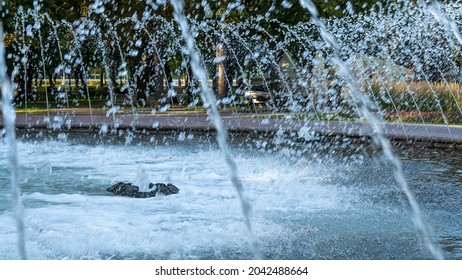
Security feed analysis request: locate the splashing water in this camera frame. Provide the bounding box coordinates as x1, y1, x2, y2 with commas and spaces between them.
298, 0, 443, 259
2, 0, 462, 260
0, 24, 27, 259
170, 0, 262, 259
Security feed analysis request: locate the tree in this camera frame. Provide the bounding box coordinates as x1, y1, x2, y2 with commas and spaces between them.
3, 0, 420, 110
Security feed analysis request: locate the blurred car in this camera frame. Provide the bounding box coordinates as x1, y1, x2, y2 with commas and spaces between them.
244, 85, 271, 105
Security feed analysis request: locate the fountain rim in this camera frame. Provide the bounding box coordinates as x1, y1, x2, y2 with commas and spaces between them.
1, 108, 461, 148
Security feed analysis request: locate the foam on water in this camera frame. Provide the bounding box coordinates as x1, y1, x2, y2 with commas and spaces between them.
0, 139, 460, 259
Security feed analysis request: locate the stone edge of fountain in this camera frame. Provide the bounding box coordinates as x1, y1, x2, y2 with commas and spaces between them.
0, 112, 461, 148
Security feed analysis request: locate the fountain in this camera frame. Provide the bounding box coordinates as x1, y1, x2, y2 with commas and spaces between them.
0, 0, 461, 260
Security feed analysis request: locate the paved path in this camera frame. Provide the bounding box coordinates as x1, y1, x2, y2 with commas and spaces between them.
2, 108, 462, 145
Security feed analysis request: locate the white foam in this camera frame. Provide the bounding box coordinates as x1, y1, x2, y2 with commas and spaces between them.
0, 140, 355, 259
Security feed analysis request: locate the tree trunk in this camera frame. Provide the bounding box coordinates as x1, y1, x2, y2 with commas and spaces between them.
267, 41, 283, 95
100, 68, 104, 87
153, 52, 164, 103
215, 43, 227, 101
75, 70, 80, 88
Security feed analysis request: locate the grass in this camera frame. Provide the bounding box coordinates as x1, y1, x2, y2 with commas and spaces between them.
368, 80, 462, 125
11, 81, 462, 125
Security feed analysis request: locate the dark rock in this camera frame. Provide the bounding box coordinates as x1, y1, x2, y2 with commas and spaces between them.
107, 182, 179, 198
152, 183, 180, 195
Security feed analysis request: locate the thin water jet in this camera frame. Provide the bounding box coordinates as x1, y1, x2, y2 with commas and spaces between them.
0, 24, 27, 260
170, 0, 263, 259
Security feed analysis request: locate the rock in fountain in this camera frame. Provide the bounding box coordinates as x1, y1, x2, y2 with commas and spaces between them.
107, 182, 179, 198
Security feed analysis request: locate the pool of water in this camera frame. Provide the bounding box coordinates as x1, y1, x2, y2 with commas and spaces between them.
0, 135, 461, 260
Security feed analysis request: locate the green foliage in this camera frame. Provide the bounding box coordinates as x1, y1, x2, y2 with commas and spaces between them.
4, 0, 460, 124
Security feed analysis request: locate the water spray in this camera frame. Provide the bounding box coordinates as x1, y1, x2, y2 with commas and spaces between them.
298, 0, 443, 260
0, 23, 27, 260
170, 0, 263, 259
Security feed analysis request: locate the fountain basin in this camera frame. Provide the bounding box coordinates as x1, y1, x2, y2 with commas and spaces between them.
0, 135, 460, 260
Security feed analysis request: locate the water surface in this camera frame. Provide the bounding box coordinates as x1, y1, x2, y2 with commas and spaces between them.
0, 136, 460, 259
